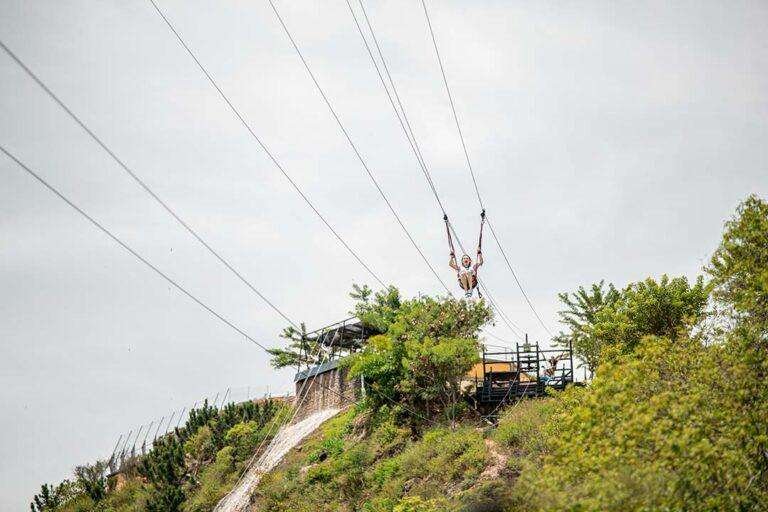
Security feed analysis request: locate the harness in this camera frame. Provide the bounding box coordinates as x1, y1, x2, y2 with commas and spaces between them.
444, 210, 486, 297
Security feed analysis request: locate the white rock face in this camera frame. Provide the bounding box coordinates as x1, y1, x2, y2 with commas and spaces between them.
214, 407, 340, 512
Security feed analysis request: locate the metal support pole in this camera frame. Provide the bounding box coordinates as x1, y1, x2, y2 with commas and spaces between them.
108, 433, 124, 467
165, 410, 177, 436
176, 408, 186, 429
130, 424, 145, 456
220, 387, 231, 408
153, 416, 165, 442
141, 421, 154, 454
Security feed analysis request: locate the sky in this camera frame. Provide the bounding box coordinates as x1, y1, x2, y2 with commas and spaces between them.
1, 0, 766, 508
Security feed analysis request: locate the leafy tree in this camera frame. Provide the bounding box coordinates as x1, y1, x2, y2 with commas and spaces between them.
267, 322, 319, 369
30, 481, 80, 511
707, 195, 768, 493
139, 435, 186, 511
556, 275, 708, 369
554, 280, 620, 371
74, 460, 107, 502
347, 288, 492, 426
30, 483, 62, 511
707, 194, 768, 326
512, 334, 768, 511
351, 284, 402, 333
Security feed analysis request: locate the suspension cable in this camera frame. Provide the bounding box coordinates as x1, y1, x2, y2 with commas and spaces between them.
1, 144, 271, 351
0, 39, 300, 329
419, 0, 554, 336
147, 0, 385, 289
266, 0, 450, 295
345, 0, 445, 215
342, 0, 526, 339
447, 219, 524, 340
486, 218, 553, 336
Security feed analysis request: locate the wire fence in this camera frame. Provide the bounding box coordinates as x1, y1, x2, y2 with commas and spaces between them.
106, 384, 287, 474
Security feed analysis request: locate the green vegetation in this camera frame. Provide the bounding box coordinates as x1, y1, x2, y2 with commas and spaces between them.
252, 407, 501, 511
554, 274, 708, 371
347, 285, 492, 426
32, 398, 287, 512
34, 194, 768, 511
267, 322, 316, 369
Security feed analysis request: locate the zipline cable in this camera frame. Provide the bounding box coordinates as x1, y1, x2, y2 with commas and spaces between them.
486, 218, 553, 336
419, 0, 554, 336
216, 331, 341, 510
446, 216, 525, 339
345, 0, 444, 215
344, 0, 526, 339
0, 144, 271, 352
267, 0, 451, 295
0, 39, 299, 330
147, 0, 386, 289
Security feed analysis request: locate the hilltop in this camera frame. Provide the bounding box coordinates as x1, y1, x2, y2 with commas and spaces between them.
32, 195, 768, 511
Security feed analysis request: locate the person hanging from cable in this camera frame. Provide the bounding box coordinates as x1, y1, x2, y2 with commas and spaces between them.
445, 210, 485, 298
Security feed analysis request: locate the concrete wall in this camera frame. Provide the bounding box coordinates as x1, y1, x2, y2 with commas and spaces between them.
294, 365, 360, 421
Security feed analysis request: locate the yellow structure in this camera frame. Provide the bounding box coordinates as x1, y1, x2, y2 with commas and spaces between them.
467, 359, 512, 381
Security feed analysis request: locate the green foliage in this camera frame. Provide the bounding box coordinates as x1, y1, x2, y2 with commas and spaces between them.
101, 479, 150, 512
139, 435, 186, 512
35, 398, 286, 512
254, 409, 491, 512
73, 461, 107, 503
267, 322, 320, 369
224, 420, 266, 461
707, 194, 768, 325
553, 280, 620, 371
182, 447, 238, 512
513, 333, 768, 511
36, 196, 768, 512
493, 398, 555, 465
31, 481, 79, 511
184, 426, 216, 467
348, 289, 492, 425
392, 496, 448, 512
556, 274, 708, 369
351, 284, 403, 334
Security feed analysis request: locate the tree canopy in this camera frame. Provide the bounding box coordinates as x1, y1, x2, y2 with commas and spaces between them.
707, 194, 768, 326
347, 286, 492, 426
556, 275, 708, 370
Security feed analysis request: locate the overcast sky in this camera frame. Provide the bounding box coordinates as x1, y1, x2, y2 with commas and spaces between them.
1, 0, 766, 508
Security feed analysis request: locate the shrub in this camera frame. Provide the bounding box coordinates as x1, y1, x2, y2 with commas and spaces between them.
224, 421, 265, 461
182, 446, 238, 512
348, 289, 492, 426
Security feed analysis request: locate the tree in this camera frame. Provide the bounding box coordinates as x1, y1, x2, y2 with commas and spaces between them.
351, 284, 402, 334
554, 280, 620, 371
514, 334, 768, 511
139, 435, 186, 512
74, 460, 107, 502
707, 194, 768, 326
347, 288, 492, 426
267, 322, 320, 369
706, 194, 768, 491
30, 484, 61, 511
555, 275, 708, 370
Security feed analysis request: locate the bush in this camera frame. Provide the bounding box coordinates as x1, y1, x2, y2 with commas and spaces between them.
184, 425, 216, 465
223, 421, 266, 461
182, 446, 238, 512
513, 335, 767, 511
493, 398, 554, 462
348, 288, 492, 426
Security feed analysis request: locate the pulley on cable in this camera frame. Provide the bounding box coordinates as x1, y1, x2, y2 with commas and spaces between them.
445, 209, 486, 298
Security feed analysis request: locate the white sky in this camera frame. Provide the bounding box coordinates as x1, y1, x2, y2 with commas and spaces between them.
1, 0, 767, 508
